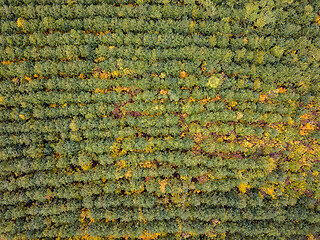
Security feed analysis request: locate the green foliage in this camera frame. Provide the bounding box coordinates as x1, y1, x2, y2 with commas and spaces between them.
0, 0, 319, 239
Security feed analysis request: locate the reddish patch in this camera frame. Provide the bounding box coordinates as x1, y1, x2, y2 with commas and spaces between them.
113, 107, 123, 119
285, 177, 291, 186
196, 174, 209, 184
129, 111, 141, 117
144, 176, 152, 182
305, 189, 313, 197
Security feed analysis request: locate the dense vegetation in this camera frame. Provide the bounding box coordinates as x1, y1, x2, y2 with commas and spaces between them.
0, 0, 320, 239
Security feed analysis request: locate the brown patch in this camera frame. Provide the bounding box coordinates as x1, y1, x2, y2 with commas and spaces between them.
93, 67, 103, 74
211, 218, 220, 225
113, 107, 123, 119
285, 177, 291, 186
196, 174, 209, 184
144, 176, 153, 182
305, 189, 313, 197
129, 111, 141, 117
181, 232, 190, 238
192, 145, 202, 155
13, 78, 20, 85
178, 113, 187, 121
234, 153, 243, 159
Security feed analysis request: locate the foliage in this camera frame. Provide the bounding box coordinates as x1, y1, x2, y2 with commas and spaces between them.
0, 0, 320, 239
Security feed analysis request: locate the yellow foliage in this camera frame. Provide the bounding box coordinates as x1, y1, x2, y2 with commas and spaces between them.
189, 20, 196, 33
124, 170, 132, 178
80, 208, 88, 223
24, 76, 32, 81
206, 75, 221, 89
288, 117, 294, 125
115, 160, 126, 169
94, 57, 106, 63
12, 78, 20, 84
229, 101, 237, 107
16, 18, 25, 28
260, 185, 276, 199
238, 183, 250, 194
307, 232, 315, 240
189, 96, 196, 102
110, 141, 122, 158
140, 161, 153, 168
159, 179, 168, 193
235, 111, 243, 121
94, 88, 105, 94
67, 0, 75, 6
180, 175, 189, 180
0, 96, 6, 105
304, 123, 315, 130
266, 157, 276, 173
159, 72, 166, 79
138, 207, 147, 224
111, 70, 119, 77
256, 50, 266, 64
241, 140, 253, 148
266, 187, 275, 198
139, 230, 161, 240
19, 114, 26, 120
122, 68, 135, 76
81, 163, 91, 171
144, 145, 155, 153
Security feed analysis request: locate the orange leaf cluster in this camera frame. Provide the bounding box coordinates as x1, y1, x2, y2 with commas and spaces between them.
96, 30, 110, 35
259, 94, 267, 102
300, 123, 316, 135
179, 71, 188, 79
199, 98, 210, 104
1, 60, 11, 65
277, 87, 287, 93
100, 71, 111, 79
79, 73, 86, 79
300, 113, 311, 120
316, 15, 320, 25
213, 94, 221, 101
160, 89, 168, 95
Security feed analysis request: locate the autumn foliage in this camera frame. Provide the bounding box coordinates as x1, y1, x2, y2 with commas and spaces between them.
0, 0, 320, 240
